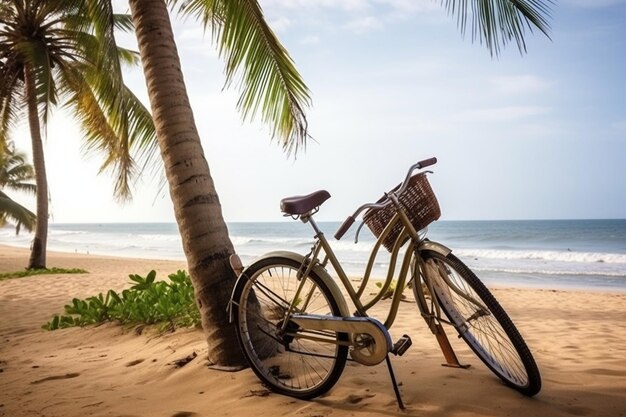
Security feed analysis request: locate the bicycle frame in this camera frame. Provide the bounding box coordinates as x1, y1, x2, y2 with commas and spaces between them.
288, 200, 471, 369
296, 199, 429, 330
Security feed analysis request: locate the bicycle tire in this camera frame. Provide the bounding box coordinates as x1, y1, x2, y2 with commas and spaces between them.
232, 257, 349, 399
417, 250, 542, 396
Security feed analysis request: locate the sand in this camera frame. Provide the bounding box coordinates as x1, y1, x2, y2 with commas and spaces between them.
1, 244, 625, 417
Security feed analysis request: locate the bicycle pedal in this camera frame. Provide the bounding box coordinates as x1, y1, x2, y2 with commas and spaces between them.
392, 334, 412, 356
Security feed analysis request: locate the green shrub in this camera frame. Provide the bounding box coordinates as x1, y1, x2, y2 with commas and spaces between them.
0, 267, 87, 281
43, 270, 201, 331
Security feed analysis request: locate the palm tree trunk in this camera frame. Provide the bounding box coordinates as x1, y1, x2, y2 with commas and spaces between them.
128, 0, 245, 368
24, 64, 48, 269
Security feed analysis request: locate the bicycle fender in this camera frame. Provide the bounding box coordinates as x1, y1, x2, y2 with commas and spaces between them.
418, 240, 452, 257
227, 251, 351, 322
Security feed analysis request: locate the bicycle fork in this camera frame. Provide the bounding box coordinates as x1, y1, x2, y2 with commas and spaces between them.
415, 255, 470, 369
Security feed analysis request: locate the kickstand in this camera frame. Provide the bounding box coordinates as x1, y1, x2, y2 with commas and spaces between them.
385, 355, 405, 410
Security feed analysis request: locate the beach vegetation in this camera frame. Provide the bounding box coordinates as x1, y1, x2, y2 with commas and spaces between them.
0, 142, 36, 234
42, 270, 201, 331
0, 1, 158, 270
375, 280, 410, 301
0, 267, 87, 281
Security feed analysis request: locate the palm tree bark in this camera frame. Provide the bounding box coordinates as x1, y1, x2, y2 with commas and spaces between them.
128, 0, 245, 368
24, 64, 48, 269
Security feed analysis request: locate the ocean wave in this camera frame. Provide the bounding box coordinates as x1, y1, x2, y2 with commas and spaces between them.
133, 233, 181, 242
455, 248, 626, 264
230, 236, 311, 246
230, 236, 378, 253
49, 229, 88, 236
471, 266, 626, 278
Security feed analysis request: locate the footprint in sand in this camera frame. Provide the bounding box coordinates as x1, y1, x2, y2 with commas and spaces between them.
171, 412, 201, 417
125, 359, 145, 367
242, 388, 271, 398
31, 372, 80, 384
586, 368, 625, 377
565, 406, 594, 416
345, 392, 376, 404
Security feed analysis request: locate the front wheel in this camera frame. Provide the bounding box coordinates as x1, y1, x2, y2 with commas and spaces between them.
418, 250, 542, 396
232, 257, 348, 399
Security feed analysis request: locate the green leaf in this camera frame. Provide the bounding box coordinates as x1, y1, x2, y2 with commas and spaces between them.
109, 289, 122, 305
129, 273, 144, 284
146, 270, 156, 284
42, 270, 201, 331
179, 0, 311, 155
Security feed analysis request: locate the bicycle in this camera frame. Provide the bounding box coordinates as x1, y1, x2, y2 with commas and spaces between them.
227, 157, 541, 409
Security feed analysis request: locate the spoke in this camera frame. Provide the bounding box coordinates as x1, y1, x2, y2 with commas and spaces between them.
252, 277, 292, 309
433, 254, 530, 387
238, 262, 342, 393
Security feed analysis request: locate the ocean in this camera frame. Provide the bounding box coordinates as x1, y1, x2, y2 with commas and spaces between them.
1, 219, 625, 291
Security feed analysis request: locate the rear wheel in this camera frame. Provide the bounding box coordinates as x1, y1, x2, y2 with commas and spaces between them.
233, 257, 348, 399
418, 250, 542, 396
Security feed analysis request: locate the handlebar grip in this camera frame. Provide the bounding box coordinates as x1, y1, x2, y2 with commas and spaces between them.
334, 216, 355, 240
417, 157, 437, 169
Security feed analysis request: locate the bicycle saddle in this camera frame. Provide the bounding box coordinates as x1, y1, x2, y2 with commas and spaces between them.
280, 190, 331, 215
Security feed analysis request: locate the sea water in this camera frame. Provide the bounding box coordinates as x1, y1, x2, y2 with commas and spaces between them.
1, 219, 625, 291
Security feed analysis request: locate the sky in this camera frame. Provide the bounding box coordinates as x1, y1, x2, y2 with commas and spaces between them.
8, 0, 626, 223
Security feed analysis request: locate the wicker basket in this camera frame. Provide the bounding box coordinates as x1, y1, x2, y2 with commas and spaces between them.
363, 173, 440, 252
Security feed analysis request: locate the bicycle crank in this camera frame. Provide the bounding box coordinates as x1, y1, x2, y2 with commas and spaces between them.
289, 314, 393, 366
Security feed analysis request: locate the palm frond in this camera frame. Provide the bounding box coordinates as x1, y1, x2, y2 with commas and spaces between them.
60, 66, 135, 200
0, 65, 23, 146
81, 0, 126, 91
60, 2, 159, 200
4, 161, 36, 192
0, 189, 36, 234
179, 0, 311, 155
59, 60, 158, 201
119, 84, 160, 178
117, 46, 140, 67
0, 147, 36, 194
113, 13, 134, 32
443, 0, 553, 56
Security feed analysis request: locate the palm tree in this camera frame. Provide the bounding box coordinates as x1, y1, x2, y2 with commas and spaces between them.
119, 0, 552, 368
0, 0, 157, 269
123, 0, 311, 368
0, 144, 36, 234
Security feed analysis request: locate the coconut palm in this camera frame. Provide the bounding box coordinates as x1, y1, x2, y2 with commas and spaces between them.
115, 0, 553, 368
0, 144, 36, 234
0, 0, 157, 269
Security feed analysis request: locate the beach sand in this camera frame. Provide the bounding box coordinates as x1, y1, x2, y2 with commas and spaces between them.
1, 244, 625, 417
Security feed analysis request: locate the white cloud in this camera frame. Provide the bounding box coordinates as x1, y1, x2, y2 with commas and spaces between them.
261, 0, 445, 38
264, 0, 371, 12
269, 17, 292, 33
491, 75, 551, 95
177, 26, 206, 42
300, 35, 320, 45
458, 106, 551, 123
561, 0, 626, 8
264, 0, 441, 14
373, 0, 441, 14
345, 16, 384, 33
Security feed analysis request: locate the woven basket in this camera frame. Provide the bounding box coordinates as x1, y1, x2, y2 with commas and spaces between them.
363, 173, 440, 252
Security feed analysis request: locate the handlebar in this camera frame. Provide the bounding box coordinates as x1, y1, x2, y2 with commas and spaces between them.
334, 157, 437, 240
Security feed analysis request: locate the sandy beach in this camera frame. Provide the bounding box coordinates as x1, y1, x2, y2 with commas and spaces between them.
1, 244, 625, 417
